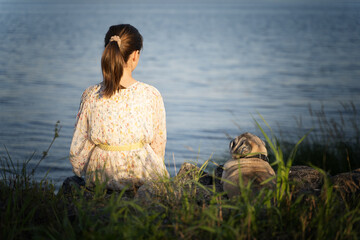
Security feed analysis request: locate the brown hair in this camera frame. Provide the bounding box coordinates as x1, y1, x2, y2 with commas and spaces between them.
101, 24, 143, 97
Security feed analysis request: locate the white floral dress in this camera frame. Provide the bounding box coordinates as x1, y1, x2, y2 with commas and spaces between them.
69, 81, 169, 190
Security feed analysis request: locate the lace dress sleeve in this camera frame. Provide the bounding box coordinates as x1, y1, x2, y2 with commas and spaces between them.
150, 93, 167, 160
69, 88, 95, 176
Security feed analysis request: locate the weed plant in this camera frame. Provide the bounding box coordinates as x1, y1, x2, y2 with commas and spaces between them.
1, 116, 360, 239
0, 121, 65, 239
268, 102, 360, 175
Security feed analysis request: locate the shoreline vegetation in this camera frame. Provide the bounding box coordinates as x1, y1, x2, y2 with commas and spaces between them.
1, 103, 360, 239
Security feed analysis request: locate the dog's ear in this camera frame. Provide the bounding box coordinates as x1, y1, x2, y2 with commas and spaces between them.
230, 136, 252, 156
229, 139, 235, 153
260, 138, 266, 147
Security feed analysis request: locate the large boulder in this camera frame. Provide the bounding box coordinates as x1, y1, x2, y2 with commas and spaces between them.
331, 171, 360, 197
288, 166, 323, 193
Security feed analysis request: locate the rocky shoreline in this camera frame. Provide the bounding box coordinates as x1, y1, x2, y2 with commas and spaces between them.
61, 163, 360, 205
2, 162, 359, 239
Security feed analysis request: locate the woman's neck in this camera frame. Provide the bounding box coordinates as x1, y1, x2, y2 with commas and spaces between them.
120, 69, 137, 88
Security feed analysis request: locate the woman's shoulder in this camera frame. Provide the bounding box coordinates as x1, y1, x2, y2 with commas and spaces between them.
137, 82, 163, 98
81, 83, 102, 101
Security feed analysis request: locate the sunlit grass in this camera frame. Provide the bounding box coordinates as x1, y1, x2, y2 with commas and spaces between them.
1, 106, 360, 239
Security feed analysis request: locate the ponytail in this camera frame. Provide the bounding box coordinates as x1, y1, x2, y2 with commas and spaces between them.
101, 41, 125, 97
101, 24, 143, 98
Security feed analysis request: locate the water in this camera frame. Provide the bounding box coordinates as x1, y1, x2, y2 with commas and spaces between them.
0, 1, 359, 184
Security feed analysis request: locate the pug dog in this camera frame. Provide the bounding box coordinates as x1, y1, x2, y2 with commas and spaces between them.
221, 132, 276, 198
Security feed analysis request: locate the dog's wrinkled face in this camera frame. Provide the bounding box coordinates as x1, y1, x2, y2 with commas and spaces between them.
229, 132, 267, 157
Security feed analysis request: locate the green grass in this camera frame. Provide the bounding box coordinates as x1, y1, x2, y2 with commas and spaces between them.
259, 102, 360, 175
1, 107, 360, 239
300, 103, 359, 174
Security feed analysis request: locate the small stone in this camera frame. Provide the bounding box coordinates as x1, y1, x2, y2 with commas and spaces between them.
134, 182, 159, 204
60, 176, 85, 197
135, 163, 220, 205
214, 165, 224, 193
175, 162, 201, 184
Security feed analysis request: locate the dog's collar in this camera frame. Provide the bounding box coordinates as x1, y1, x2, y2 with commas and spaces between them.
246, 154, 269, 162
233, 154, 269, 162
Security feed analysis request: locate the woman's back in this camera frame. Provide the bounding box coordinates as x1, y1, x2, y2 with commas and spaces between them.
69, 24, 169, 190
86, 82, 165, 148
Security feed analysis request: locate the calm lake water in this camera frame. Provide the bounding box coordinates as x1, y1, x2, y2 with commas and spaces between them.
0, 0, 359, 184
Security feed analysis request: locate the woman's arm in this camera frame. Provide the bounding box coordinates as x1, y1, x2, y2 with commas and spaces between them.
150, 93, 167, 160
69, 88, 95, 176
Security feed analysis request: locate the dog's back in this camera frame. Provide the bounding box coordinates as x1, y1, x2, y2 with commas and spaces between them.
222, 158, 275, 197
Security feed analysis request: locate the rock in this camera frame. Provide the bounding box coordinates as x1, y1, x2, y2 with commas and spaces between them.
61, 163, 226, 207
331, 172, 360, 196
176, 163, 226, 202
61, 176, 85, 193
174, 162, 224, 192
288, 166, 323, 193
214, 165, 224, 193
175, 162, 203, 185
60, 176, 90, 200
174, 162, 212, 184
199, 173, 213, 185
134, 163, 226, 205
134, 182, 165, 204
60, 175, 135, 201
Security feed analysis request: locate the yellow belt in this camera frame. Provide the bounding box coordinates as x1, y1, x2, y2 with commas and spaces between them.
97, 142, 144, 151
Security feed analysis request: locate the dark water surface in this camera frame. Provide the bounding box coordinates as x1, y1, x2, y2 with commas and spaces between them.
0, 1, 359, 183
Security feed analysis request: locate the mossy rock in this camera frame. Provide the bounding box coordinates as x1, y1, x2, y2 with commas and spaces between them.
332, 172, 360, 195
288, 165, 324, 193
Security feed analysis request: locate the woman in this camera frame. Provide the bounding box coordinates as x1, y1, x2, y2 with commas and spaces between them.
70, 24, 169, 190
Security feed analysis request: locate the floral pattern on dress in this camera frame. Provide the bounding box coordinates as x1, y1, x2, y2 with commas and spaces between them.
69, 81, 169, 190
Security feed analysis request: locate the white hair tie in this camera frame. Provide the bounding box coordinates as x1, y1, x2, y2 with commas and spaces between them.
109, 35, 121, 49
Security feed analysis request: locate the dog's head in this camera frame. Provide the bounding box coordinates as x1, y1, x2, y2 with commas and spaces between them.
229, 132, 267, 157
